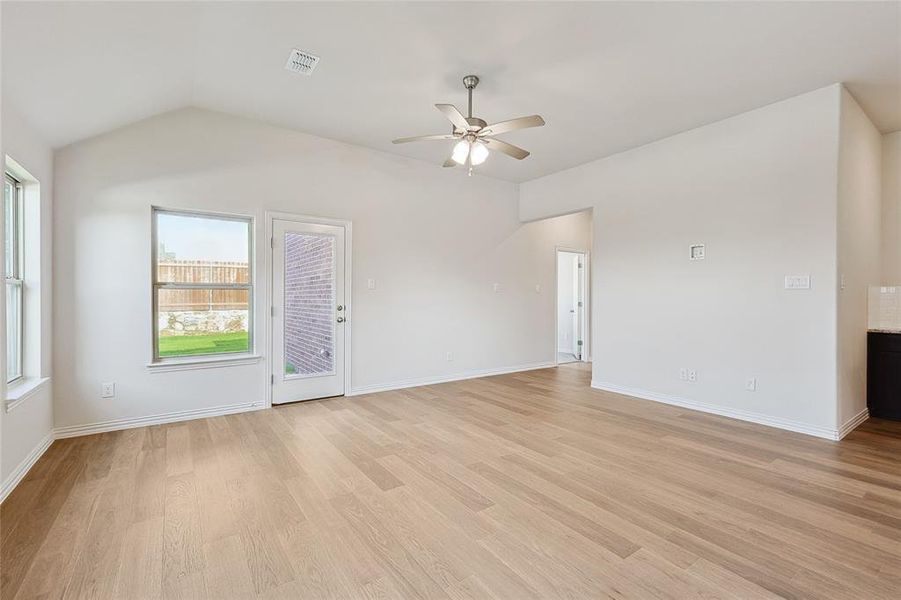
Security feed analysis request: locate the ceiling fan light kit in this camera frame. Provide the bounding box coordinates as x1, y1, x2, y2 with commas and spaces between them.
392, 75, 545, 175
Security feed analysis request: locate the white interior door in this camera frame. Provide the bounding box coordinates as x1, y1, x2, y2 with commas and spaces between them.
272, 219, 346, 404
572, 254, 583, 359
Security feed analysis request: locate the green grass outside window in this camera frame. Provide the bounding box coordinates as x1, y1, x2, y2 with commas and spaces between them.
158, 332, 249, 357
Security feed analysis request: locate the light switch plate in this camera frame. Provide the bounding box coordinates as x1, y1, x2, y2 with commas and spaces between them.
784, 275, 811, 290
367, 278, 376, 290
689, 244, 706, 260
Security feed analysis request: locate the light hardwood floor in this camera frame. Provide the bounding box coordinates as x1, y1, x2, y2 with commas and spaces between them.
2, 363, 900, 599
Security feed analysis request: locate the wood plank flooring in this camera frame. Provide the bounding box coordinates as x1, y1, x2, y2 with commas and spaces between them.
2, 362, 900, 599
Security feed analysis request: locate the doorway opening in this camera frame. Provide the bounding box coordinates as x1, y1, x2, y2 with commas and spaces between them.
556, 249, 588, 365
268, 213, 352, 405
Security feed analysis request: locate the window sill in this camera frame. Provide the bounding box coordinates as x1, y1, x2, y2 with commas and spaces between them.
146, 354, 262, 373
6, 377, 50, 413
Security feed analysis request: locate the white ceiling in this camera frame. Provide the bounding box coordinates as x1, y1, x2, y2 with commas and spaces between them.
2, 1, 899, 182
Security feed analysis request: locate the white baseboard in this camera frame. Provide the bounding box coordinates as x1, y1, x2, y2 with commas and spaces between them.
837, 408, 869, 439
1, 431, 54, 503
349, 361, 556, 397
53, 401, 262, 439
590, 380, 841, 440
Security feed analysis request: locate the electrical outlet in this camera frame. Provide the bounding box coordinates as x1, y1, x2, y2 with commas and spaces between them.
446, 352, 454, 362
745, 377, 757, 391
493, 283, 501, 293
679, 368, 688, 381
367, 278, 376, 290
688, 369, 697, 382
101, 382, 116, 398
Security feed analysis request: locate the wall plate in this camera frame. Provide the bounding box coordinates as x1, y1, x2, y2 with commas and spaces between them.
689, 244, 706, 260
784, 275, 811, 290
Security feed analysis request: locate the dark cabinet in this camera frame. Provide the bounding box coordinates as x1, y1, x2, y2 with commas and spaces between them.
868, 331, 901, 420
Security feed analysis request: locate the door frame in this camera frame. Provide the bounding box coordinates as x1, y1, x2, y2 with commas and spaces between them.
554, 246, 590, 366
265, 211, 353, 408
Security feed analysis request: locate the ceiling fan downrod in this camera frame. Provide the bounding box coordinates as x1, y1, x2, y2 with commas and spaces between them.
463, 75, 479, 119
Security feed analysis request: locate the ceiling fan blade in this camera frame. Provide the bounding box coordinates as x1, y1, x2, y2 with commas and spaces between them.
392, 133, 457, 144
435, 104, 471, 132
483, 137, 530, 160
479, 115, 545, 137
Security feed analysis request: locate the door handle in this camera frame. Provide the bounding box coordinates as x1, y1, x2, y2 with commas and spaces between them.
337, 316, 346, 323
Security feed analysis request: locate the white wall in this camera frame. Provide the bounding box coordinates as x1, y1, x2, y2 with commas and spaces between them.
882, 131, 901, 284
53, 108, 592, 430
836, 89, 882, 429
1, 101, 54, 496
521, 86, 843, 436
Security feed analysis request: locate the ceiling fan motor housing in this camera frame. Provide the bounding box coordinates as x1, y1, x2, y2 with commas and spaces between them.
458, 117, 487, 134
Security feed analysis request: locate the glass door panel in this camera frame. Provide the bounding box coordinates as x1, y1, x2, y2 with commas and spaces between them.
283, 232, 336, 378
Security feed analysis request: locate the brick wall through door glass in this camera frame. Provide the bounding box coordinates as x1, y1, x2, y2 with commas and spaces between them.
284, 232, 335, 376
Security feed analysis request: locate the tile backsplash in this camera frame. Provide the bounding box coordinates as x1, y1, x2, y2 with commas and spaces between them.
869, 286, 901, 332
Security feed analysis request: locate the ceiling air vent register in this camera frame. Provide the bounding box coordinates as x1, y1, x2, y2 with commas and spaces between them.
285, 49, 320, 75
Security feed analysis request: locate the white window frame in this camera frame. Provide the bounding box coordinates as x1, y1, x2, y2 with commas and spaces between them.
151, 207, 255, 364
5, 173, 24, 384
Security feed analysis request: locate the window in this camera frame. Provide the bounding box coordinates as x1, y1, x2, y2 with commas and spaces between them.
4, 173, 23, 383
152, 209, 253, 361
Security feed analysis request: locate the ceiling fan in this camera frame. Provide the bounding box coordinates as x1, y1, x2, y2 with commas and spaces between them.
392, 75, 545, 173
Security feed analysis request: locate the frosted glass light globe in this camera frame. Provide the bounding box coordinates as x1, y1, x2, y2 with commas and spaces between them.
470, 141, 489, 165
452, 139, 470, 164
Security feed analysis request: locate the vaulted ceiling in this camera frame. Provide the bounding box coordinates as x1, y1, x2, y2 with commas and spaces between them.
2, 1, 899, 182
